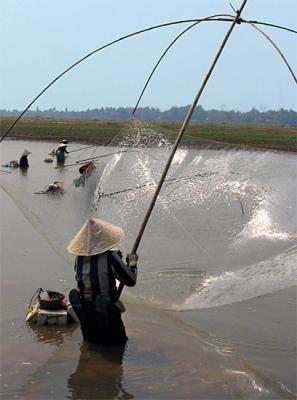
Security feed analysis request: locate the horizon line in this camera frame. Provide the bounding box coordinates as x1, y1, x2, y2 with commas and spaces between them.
1, 105, 297, 113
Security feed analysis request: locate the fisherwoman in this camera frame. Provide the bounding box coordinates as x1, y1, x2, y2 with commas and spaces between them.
67, 218, 138, 345
55, 143, 68, 165
19, 149, 31, 169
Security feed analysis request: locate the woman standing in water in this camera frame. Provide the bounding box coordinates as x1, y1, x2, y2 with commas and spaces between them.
19, 149, 31, 168
55, 142, 68, 165
67, 217, 138, 345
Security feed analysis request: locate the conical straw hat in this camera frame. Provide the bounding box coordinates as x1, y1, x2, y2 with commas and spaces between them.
67, 218, 124, 256
21, 149, 31, 156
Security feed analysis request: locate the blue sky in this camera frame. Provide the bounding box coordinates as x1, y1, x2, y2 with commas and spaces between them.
0, 0, 296, 112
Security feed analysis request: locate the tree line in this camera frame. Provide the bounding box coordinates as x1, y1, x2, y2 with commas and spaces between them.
0, 105, 296, 126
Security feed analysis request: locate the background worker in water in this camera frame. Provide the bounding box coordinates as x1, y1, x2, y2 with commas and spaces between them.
19, 149, 31, 168
67, 217, 138, 345
55, 140, 69, 164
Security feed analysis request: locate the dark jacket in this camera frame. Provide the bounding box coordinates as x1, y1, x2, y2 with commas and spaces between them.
74, 250, 137, 303
56, 147, 68, 163
19, 155, 29, 168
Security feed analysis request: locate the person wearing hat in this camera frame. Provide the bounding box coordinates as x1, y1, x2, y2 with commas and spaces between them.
19, 149, 31, 168
67, 217, 138, 345
56, 143, 69, 164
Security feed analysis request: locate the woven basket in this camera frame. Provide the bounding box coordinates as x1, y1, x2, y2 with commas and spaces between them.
38, 290, 65, 310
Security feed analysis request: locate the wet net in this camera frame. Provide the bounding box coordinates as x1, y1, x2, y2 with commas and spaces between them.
1, 120, 296, 310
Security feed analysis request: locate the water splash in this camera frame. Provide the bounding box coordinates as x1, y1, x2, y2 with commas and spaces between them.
235, 199, 296, 243
180, 245, 297, 310
1, 134, 296, 315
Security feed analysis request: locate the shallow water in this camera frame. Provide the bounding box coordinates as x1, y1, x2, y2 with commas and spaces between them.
0, 139, 296, 399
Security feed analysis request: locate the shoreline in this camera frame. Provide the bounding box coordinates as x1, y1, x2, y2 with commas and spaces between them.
1, 117, 296, 153
5, 134, 297, 155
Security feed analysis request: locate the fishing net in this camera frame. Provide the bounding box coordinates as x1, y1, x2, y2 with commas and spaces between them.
1, 120, 296, 310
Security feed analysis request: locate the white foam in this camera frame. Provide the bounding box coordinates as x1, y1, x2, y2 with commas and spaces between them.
236, 201, 295, 243
180, 245, 297, 310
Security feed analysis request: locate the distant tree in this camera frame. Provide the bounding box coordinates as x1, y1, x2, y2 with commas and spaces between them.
0, 106, 296, 126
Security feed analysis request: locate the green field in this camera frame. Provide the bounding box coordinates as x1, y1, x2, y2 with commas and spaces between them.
0, 117, 296, 152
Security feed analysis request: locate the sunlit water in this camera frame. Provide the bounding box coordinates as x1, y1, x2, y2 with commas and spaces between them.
0, 138, 296, 399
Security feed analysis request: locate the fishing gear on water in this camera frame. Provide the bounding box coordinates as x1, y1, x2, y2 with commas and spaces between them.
26, 288, 79, 326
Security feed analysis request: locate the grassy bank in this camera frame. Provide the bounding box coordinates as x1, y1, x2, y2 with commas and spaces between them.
0, 117, 296, 152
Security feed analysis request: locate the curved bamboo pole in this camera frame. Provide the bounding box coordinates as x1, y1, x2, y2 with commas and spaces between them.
132, 14, 233, 114
246, 21, 297, 84
0, 15, 295, 143
0, 18, 225, 144
133, 17, 297, 114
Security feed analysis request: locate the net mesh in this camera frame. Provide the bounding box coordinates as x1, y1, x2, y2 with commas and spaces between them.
1, 120, 296, 309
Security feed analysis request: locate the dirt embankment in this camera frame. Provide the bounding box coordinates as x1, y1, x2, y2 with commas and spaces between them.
0, 117, 296, 153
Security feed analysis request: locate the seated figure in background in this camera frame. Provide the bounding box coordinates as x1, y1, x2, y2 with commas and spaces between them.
46, 181, 63, 192
74, 162, 96, 187
1, 160, 19, 168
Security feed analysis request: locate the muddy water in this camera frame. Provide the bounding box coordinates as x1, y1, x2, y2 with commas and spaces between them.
0, 140, 296, 399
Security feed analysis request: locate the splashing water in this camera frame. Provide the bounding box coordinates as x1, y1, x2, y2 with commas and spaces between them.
0, 128, 296, 312
1, 129, 296, 398
180, 244, 297, 310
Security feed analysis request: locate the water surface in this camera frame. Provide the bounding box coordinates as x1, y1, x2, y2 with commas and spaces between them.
0, 139, 296, 399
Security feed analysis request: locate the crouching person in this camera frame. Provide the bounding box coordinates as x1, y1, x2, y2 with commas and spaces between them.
67, 218, 137, 345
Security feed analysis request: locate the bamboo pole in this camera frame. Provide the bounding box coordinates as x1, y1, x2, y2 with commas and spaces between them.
68, 145, 98, 153
0, 15, 294, 144
1, 15, 293, 144
118, 0, 249, 297
0, 18, 225, 144
54, 150, 128, 168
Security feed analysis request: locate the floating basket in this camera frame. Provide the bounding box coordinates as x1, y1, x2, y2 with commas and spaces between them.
44, 157, 53, 163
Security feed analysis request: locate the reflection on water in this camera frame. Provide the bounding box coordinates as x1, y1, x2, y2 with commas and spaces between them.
26, 323, 133, 399
68, 343, 133, 400
19, 167, 28, 176
28, 323, 77, 347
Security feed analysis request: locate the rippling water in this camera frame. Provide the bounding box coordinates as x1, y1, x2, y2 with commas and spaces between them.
0, 138, 296, 399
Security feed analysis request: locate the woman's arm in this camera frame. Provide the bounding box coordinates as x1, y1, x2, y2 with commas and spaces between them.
108, 251, 137, 287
